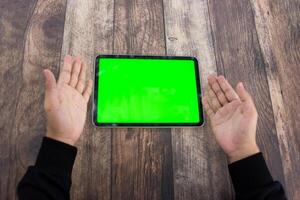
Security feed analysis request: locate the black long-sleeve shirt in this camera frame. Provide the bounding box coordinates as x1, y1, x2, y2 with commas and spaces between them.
17, 137, 287, 199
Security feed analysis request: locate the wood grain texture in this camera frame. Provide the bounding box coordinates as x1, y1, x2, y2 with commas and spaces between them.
89, 2, 114, 199
163, 0, 233, 199
208, 0, 285, 186
0, 0, 66, 198
61, 0, 114, 199
1, 0, 300, 199
111, 0, 174, 199
251, 0, 300, 198
0, 0, 37, 198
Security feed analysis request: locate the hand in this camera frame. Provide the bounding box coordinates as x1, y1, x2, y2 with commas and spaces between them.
43, 55, 93, 146
202, 75, 259, 163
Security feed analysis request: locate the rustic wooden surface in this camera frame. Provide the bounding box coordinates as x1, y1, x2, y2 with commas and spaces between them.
112, 1, 174, 200
0, 0, 299, 199
164, 0, 233, 199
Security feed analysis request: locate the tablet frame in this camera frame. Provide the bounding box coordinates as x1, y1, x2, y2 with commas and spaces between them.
92, 54, 204, 127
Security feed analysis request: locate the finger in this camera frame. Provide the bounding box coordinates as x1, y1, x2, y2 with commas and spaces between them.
58, 55, 72, 84
208, 75, 228, 106
217, 75, 240, 102
208, 84, 222, 111
69, 56, 82, 87
43, 69, 57, 93
202, 96, 215, 120
75, 61, 86, 93
83, 79, 93, 103
236, 82, 257, 115
43, 69, 58, 110
236, 82, 252, 102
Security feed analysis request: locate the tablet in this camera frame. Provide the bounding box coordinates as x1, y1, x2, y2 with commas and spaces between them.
93, 55, 204, 127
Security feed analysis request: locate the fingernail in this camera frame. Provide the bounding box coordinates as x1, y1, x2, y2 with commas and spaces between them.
75, 56, 81, 63
218, 75, 225, 80
238, 82, 244, 89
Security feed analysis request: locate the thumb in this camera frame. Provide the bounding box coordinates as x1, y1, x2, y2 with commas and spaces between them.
43, 69, 57, 92
236, 82, 252, 102
236, 82, 258, 115
43, 69, 58, 111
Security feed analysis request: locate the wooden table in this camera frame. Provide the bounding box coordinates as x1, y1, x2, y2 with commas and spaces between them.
1, 0, 299, 199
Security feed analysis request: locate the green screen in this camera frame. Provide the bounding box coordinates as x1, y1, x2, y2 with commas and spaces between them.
96, 57, 201, 124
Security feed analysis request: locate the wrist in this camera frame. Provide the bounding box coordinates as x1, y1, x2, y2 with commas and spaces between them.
46, 133, 76, 146
228, 144, 260, 164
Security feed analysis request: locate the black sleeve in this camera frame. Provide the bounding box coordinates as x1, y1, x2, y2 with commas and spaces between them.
17, 137, 77, 200
229, 152, 287, 200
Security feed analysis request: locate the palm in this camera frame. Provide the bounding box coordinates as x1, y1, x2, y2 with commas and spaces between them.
46, 84, 87, 142
210, 100, 255, 154
43, 55, 92, 145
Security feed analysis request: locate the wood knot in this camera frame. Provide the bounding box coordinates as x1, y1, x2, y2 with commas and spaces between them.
42, 16, 64, 40
168, 36, 178, 41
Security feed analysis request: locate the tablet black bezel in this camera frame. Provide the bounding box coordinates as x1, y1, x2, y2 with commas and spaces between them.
93, 54, 204, 127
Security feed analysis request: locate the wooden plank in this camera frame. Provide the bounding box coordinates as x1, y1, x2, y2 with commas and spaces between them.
208, 0, 285, 186
163, 0, 233, 199
89, 2, 114, 199
0, 0, 38, 198
251, 0, 300, 198
61, 0, 114, 199
111, 0, 174, 199
2, 0, 67, 198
